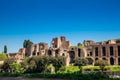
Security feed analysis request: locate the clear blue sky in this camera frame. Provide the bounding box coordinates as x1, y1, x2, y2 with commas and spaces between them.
0, 0, 120, 53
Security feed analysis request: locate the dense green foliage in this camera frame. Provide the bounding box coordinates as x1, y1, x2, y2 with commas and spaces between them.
50, 56, 66, 72
0, 55, 120, 79
74, 57, 88, 73
1, 58, 17, 72
74, 57, 88, 67
21, 56, 66, 73
23, 40, 33, 48
86, 57, 94, 65
0, 53, 7, 61
95, 59, 109, 71
9, 63, 23, 72
0, 72, 114, 80
0, 65, 120, 79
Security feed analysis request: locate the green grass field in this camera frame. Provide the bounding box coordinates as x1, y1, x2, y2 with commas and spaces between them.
64, 66, 120, 73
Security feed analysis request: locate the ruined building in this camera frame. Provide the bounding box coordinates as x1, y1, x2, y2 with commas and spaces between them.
8, 36, 120, 66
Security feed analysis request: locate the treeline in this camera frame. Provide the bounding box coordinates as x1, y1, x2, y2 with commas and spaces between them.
0, 55, 66, 73
23, 40, 33, 48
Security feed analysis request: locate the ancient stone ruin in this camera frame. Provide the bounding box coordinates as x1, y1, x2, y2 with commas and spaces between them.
8, 36, 120, 66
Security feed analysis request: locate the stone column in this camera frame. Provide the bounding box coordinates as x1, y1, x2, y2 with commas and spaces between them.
75, 48, 78, 58
114, 45, 118, 65
98, 46, 102, 58
106, 46, 110, 65
92, 46, 95, 65
51, 50, 55, 57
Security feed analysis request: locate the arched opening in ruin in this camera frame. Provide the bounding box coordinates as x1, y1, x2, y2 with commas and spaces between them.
90, 52, 92, 56
78, 49, 81, 57
55, 50, 58, 54
110, 57, 114, 65
95, 47, 98, 56
33, 50, 36, 56
102, 58, 107, 60
62, 53, 65, 56
102, 47, 106, 56
55, 45, 57, 48
25, 53, 28, 56
69, 51, 75, 64
118, 58, 120, 65
110, 46, 114, 56
55, 50, 59, 56
48, 50, 52, 56
37, 52, 40, 55
71, 48, 74, 50
118, 46, 120, 56
33, 52, 36, 56
87, 54, 89, 56
95, 58, 98, 61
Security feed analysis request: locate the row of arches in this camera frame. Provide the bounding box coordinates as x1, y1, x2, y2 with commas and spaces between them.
95, 46, 120, 57
95, 57, 120, 65
48, 50, 65, 57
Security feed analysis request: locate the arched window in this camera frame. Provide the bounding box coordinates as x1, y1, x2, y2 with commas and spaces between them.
37, 52, 40, 55
95, 47, 98, 56
78, 49, 81, 57
48, 50, 52, 56
110, 57, 114, 65
33, 52, 36, 56
95, 58, 98, 61
62, 53, 65, 56
102, 58, 106, 60
90, 52, 92, 56
69, 51, 75, 63
102, 47, 106, 56
118, 46, 120, 56
110, 46, 114, 56
118, 58, 120, 65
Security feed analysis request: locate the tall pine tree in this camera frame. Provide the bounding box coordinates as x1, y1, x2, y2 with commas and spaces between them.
4, 45, 7, 54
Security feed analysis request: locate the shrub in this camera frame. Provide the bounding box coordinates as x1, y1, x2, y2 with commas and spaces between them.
95, 59, 109, 72
0, 53, 7, 61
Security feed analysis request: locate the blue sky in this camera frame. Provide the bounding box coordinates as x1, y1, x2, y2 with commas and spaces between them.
0, 0, 120, 53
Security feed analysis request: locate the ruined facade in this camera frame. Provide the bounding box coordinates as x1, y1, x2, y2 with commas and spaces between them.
81, 39, 120, 65
24, 36, 72, 66
25, 42, 48, 57
8, 36, 120, 66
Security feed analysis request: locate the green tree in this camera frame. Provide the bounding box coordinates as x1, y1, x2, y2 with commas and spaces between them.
94, 59, 109, 72
23, 40, 33, 48
1, 58, 16, 72
50, 56, 66, 72
22, 57, 37, 73
22, 56, 50, 73
74, 57, 88, 73
0, 53, 7, 61
4, 45, 7, 54
9, 63, 22, 73
86, 57, 94, 65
